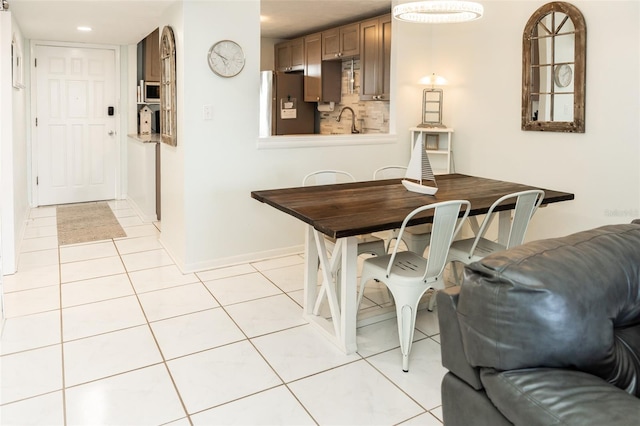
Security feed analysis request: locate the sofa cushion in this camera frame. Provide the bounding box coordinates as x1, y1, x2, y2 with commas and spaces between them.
457, 224, 640, 395
480, 368, 640, 425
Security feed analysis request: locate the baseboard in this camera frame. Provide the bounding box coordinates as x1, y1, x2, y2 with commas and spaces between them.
126, 196, 157, 223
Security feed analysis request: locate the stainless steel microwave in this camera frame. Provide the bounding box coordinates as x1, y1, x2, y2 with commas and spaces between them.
144, 82, 160, 102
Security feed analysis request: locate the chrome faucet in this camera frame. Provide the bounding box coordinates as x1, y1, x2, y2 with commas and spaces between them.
336, 107, 360, 134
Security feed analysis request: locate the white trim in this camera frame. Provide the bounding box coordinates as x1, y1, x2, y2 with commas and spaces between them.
29, 40, 122, 206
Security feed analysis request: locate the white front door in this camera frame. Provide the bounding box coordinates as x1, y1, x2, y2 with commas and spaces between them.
35, 44, 117, 206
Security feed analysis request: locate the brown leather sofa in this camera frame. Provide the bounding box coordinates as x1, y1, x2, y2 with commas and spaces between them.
437, 223, 640, 425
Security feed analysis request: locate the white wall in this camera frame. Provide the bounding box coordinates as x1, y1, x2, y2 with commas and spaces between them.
1, 12, 29, 276
395, 0, 639, 239
157, 0, 639, 272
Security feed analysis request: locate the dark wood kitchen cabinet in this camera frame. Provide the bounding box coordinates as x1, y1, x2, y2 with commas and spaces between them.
360, 14, 391, 101
322, 23, 360, 60
304, 32, 341, 103
275, 37, 305, 72
144, 28, 160, 82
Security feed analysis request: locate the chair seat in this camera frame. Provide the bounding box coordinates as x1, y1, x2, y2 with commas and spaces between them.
448, 237, 507, 264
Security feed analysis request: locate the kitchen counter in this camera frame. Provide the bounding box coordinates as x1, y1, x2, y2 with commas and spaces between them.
257, 132, 396, 150
128, 133, 161, 143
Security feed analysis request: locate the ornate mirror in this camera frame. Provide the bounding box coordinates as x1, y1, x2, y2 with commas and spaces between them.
160, 26, 177, 146
522, 2, 586, 132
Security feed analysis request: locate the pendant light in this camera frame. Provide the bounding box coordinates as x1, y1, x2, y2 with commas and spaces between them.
393, 1, 484, 24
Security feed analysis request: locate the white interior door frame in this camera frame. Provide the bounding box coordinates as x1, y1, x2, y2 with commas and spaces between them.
29, 40, 122, 207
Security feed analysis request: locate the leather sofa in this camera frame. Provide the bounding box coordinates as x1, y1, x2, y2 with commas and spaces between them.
437, 223, 640, 425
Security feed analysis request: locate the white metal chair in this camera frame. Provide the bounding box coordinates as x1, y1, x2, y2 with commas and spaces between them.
357, 200, 471, 372
372, 165, 433, 255
446, 189, 545, 282
303, 170, 387, 314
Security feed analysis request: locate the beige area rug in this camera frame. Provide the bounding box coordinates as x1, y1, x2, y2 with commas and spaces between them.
57, 202, 126, 245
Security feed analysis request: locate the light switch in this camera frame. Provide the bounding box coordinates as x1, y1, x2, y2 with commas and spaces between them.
203, 105, 213, 120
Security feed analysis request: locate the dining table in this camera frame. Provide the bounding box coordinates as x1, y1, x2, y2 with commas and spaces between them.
251, 173, 574, 354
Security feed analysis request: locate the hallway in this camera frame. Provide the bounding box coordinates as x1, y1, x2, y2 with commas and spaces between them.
1, 199, 445, 425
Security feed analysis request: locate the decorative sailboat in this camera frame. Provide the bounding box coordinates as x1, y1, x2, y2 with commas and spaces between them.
402, 134, 438, 195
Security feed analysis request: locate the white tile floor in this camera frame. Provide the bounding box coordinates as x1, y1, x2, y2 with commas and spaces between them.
1, 200, 446, 425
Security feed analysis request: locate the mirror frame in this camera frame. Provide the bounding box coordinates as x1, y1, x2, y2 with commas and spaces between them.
522, 2, 586, 133
160, 26, 177, 146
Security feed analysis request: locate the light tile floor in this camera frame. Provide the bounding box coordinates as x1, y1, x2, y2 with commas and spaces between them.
1, 200, 446, 425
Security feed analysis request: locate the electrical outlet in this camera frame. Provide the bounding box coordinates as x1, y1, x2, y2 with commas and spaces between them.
203, 105, 213, 120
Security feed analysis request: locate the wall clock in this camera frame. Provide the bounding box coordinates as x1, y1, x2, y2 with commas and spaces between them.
208, 40, 245, 78
554, 64, 573, 88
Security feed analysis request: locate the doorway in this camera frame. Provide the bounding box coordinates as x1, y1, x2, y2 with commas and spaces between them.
33, 42, 120, 206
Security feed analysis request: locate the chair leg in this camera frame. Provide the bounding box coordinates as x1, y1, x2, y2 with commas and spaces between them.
427, 290, 437, 311
389, 286, 425, 372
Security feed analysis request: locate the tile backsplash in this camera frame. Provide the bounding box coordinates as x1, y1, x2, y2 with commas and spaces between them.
318, 59, 390, 135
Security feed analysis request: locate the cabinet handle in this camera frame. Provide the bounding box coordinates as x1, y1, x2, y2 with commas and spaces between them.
316, 97, 320, 101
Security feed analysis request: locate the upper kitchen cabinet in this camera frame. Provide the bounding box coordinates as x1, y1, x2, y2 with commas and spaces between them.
304, 32, 341, 103
144, 28, 160, 82
360, 14, 391, 101
322, 23, 360, 60
275, 37, 305, 72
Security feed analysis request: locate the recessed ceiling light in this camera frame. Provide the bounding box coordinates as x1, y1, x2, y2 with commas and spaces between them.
77, 26, 92, 32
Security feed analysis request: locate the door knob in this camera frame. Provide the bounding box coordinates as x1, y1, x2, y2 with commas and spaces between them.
108, 130, 115, 136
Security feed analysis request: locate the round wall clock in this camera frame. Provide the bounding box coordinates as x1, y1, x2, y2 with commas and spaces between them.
554, 64, 573, 88
208, 40, 245, 78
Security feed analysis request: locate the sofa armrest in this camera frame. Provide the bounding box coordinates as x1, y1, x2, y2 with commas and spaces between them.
437, 286, 483, 390
481, 368, 640, 426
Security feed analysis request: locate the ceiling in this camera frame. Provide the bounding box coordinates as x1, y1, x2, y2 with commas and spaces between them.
7, 0, 391, 45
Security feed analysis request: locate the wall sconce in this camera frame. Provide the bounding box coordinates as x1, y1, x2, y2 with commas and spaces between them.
418, 73, 447, 128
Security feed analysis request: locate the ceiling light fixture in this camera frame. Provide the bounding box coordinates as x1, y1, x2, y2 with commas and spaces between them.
393, 1, 484, 24
77, 26, 92, 32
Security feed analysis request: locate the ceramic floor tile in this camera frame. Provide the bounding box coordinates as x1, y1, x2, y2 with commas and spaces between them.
23, 224, 58, 239
203, 272, 282, 306
167, 340, 282, 414
367, 338, 447, 410
63, 325, 163, 386
65, 364, 186, 425
251, 255, 304, 272
431, 406, 444, 423
195, 263, 256, 282
0, 310, 61, 355
60, 256, 125, 283
27, 216, 57, 228
0, 391, 65, 426
119, 224, 160, 238
150, 308, 245, 360
17, 249, 59, 271
252, 324, 360, 382
0, 345, 63, 405
114, 235, 163, 254
356, 317, 427, 358
20, 236, 59, 253
288, 360, 423, 425
121, 248, 174, 272
260, 263, 305, 293
62, 295, 147, 341
2, 264, 60, 292
137, 282, 219, 322
128, 264, 199, 294
415, 305, 440, 337
117, 215, 144, 227
62, 273, 134, 308
29, 206, 57, 219
3, 285, 60, 317
400, 411, 442, 425
59, 241, 118, 263
107, 199, 132, 210
191, 385, 315, 426
112, 207, 137, 218
224, 294, 307, 338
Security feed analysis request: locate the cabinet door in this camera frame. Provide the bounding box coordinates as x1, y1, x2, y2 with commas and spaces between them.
289, 38, 305, 70
359, 18, 380, 101
275, 41, 291, 72
304, 33, 322, 102
340, 23, 360, 58
322, 28, 340, 60
359, 15, 391, 101
144, 28, 160, 82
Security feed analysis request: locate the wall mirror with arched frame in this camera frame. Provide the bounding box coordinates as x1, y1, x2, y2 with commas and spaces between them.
160, 26, 177, 146
522, 2, 586, 132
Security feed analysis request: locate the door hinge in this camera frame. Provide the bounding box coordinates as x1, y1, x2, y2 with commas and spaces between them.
35, 117, 38, 126
36, 176, 39, 185
34, 58, 37, 67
